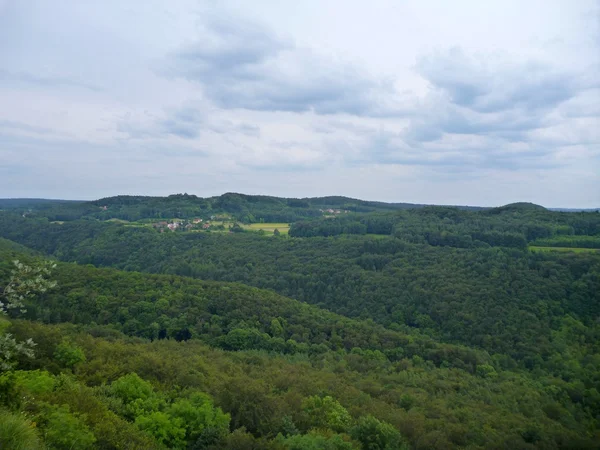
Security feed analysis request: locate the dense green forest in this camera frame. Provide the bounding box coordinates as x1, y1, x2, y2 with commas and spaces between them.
1, 195, 599, 448
1, 193, 483, 223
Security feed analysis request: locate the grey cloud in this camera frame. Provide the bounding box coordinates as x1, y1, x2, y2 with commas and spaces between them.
237, 159, 325, 172
322, 122, 562, 174
209, 121, 260, 137
398, 47, 598, 166
404, 106, 550, 144
116, 107, 204, 140
174, 17, 291, 80
160, 120, 200, 139
161, 107, 204, 139
117, 106, 260, 140
299, 44, 597, 175
356, 131, 474, 168
416, 49, 581, 114
167, 17, 407, 117
311, 119, 379, 136
116, 117, 161, 140
0, 120, 62, 135
0, 69, 101, 91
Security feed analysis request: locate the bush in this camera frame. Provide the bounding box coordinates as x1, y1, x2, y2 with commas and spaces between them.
40, 404, 96, 449
351, 415, 407, 450
0, 409, 43, 450
54, 341, 86, 368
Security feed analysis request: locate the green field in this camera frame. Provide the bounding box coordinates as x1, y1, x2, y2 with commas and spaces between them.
193, 221, 290, 235
529, 246, 600, 253
244, 222, 290, 234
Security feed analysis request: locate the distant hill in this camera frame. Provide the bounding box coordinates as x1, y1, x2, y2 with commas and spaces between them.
549, 207, 600, 212
0, 198, 81, 209
0, 193, 485, 223
487, 202, 548, 214
1, 194, 596, 223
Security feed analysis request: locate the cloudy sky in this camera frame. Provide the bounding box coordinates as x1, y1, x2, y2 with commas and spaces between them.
0, 0, 598, 207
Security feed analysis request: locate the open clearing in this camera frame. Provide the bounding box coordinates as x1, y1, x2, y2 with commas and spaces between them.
192, 221, 290, 235
244, 223, 290, 234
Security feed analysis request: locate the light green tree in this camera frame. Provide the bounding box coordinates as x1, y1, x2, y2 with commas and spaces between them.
301, 395, 353, 433
54, 341, 87, 368
41, 404, 96, 450
135, 411, 186, 448
167, 391, 230, 445
279, 430, 356, 449
350, 415, 408, 450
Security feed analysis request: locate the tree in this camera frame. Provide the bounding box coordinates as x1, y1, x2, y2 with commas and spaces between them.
40, 404, 97, 449
350, 415, 407, 450
135, 411, 186, 449
1, 260, 57, 315
167, 391, 230, 445
279, 430, 356, 449
0, 260, 56, 371
300, 396, 352, 433
54, 341, 87, 368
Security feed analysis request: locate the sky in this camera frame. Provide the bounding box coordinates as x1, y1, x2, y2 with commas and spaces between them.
0, 0, 598, 207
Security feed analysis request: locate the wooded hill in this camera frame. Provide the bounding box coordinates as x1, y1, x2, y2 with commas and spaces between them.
1, 193, 484, 223
0, 196, 599, 449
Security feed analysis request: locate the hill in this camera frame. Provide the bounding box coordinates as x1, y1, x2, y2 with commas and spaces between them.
1, 197, 600, 448
0, 192, 484, 223
488, 202, 548, 213
0, 211, 598, 369
1, 238, 599, 448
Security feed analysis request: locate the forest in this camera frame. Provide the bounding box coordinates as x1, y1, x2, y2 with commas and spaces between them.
2, 193, 476, 223
0, 195, 599, 449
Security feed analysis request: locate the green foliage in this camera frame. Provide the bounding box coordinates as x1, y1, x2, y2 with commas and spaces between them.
109, 373, 154, 404
4, 319, 600, 449
279, 430, 357, 449
135, 411, 186, 448
0, 408, 43, 450
167, 391, 230, 444
0, 258, 56, 371
54, 341, 86, 368
39, 403, 97, 449
2, 212, 598, 368
105, 373, 230, 448
301, 395, 353, 433
475, 364, 497, 378
107, 373, 163, 420
1, 259, 57, 315
350, 415, 407, 450
13, 193, 433, 223
532, 235, 600, 249
12, 369, 56, 395
0, 199, 599, 449
0, 332, 36, 371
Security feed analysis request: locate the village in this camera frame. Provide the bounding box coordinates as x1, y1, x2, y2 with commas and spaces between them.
149, 216, 291, 235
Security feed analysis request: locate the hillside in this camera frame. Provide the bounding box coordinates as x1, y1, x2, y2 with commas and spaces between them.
4, 252, 489, 371
0, 193, 484, 223
1, 239, 599, 448
1, 198, 599, 449
0, 210, 598, 359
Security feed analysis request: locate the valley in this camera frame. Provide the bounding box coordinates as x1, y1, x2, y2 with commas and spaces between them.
0, 194, 599, 449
